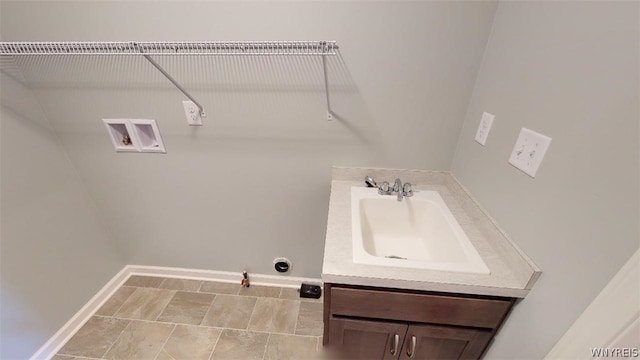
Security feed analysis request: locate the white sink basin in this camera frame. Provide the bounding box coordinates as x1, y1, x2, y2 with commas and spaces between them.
351, 187, 490, 274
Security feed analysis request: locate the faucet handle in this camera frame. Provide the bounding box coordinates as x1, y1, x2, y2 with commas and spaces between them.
403, 183, 413, 197
365, 176, 377, 188
378, 181, 390, 195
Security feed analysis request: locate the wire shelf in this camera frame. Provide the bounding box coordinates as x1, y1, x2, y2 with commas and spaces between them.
0, 40, 339, 121
0, 41, 339, 56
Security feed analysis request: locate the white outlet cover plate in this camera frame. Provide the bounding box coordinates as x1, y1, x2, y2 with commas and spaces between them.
508, 128, 552, 178
474, 112, 495, 146
182, 100, 203, 126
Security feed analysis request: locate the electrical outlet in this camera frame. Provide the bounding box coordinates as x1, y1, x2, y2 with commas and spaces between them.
508, 128, 552, 178
182, 100, 203, 126
474, 112, 495, 146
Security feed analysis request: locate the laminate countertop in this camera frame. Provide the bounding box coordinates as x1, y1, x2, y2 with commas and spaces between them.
321, 167, 541, 298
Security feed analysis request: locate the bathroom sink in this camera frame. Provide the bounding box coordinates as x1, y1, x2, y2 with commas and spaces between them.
351, 187, 490, 274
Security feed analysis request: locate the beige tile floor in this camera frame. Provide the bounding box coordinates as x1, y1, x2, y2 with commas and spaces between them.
53, 275, 326, 360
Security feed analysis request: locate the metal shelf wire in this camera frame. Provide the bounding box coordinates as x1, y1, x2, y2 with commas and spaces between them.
0, 40, 339, 121
0, 41, 339, 56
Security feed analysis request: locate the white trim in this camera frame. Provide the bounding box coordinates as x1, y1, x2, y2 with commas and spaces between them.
30, 265, 322, 360
127, 265, 322, 288
545, 249, 640, 359
29, 266, 132, 360
607, 316, 640, 349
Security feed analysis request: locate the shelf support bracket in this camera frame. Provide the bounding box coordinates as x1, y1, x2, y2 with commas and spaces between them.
322, 50, 334, 121
135, 43, 206, 118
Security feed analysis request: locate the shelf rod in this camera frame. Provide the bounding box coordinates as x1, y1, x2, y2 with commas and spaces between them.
135, 43, 206, 117
322, 51, 334, 121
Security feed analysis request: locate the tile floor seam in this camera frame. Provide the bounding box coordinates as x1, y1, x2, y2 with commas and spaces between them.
116, 287, 177, 321
293, 300, 303, 335
193, 280, 205, 292
151, 323, 177, 360
92, 314, 114, 319
107, 314, 165, 323
98, 319, 133, 359
152, 290, 179, 322
160, 279, 205, 292
198, 283, 242, 296
293, 306, 300, 335
96, 316, 229, 331
205, 327, 223, 360
261, 330, 313, 337
56, 279, 326, 359
105, 286, 136, 317
261, 333, 271, 360
199, 294, 218, 327
160, 350, 178, 360
93, 312, 316, 337
159, 288, 211, 296
245, 296, 260, 331
244, 296, 259, 330
202, 294, 259, 330
196, 280, 206, 293
157, 278, 168, 289
160, 291, 217, 325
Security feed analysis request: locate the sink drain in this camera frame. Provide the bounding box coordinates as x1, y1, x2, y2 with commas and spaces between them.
385, 255, 407, 260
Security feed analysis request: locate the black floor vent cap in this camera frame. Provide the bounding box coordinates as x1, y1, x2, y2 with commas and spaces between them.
300, 284, 322, 299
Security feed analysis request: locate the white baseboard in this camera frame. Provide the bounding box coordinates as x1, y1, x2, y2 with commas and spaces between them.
29, 266, 131, 360
30, 265, 322, 360
127, 265, 322, 288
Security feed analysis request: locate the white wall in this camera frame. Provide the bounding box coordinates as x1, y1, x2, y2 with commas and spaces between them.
0, 1, 497, 278
451, 2, 639, 359
0, 60, 126, 358
2, 1, 637, 358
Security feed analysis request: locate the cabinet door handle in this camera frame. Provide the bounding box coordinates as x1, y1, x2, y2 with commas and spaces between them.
406, 335, 417, 358
390, 333, 399, 355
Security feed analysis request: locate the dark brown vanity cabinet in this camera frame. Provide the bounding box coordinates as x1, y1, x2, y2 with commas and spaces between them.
323, 283, 516, 360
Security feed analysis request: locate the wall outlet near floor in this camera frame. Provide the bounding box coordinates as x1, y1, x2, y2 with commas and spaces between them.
508, 128, 552, 178
474, 112, 495, 146
182, 100, 203, 126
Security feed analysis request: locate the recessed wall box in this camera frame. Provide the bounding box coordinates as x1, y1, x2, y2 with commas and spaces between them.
132, 119, 166, 153
103, 119, 166, 153
103, 119, 137, 152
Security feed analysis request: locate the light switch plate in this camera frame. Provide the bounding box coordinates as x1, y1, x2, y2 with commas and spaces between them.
475, 112, 495, 146
508, 128, 552, 178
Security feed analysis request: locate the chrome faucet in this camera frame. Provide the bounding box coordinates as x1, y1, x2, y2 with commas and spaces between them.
365, 176, 413, 201
394, 178, 403, 201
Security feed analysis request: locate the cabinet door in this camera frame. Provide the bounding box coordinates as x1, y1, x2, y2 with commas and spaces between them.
329, 317, 408, 360
399, 324, 493, 360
